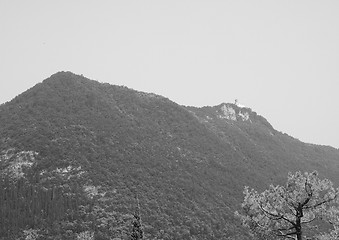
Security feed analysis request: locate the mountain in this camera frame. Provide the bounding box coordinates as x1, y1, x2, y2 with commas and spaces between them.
0, 71, 338, 240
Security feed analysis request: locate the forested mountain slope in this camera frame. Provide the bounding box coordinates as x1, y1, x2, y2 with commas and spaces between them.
0, 72, 338, 239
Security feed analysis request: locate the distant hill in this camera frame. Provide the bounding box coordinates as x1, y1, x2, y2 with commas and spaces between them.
0, 71, 338, 240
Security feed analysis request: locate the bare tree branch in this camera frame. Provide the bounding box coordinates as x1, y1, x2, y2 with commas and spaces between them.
275, 230, 298, 238
304, 197, 336, 210
301, 216, 316, 224
260, 204, 297, 227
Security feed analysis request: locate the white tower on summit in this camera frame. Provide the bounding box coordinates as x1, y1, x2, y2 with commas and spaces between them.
234, 99, 246, 108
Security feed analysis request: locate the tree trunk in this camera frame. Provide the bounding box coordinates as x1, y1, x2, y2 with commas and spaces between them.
295, 205, 303, 240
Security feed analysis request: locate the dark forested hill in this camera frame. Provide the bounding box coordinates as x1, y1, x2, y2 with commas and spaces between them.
1, 72, 338, 240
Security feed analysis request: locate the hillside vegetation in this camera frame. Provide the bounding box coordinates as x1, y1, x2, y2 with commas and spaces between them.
0, 72, 338, 239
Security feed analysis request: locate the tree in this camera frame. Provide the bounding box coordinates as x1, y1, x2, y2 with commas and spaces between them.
130, 213, 143, 240
76, 231, 94, 240
235, 171, 339, 240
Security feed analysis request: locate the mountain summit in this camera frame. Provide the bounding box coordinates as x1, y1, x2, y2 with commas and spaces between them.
1, 72, 339, 239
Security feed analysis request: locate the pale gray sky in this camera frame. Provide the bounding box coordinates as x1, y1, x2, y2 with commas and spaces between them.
1, 1, 338, 148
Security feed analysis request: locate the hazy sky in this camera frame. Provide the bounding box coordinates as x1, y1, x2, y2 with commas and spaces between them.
1, 1, 338, 148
